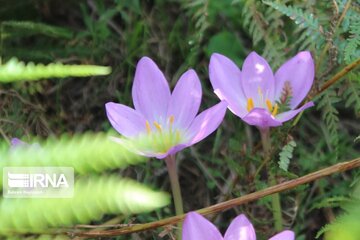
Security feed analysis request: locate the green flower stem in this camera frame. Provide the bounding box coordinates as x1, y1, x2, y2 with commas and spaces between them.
165, 154, 184, 239
260, 127, 283, 232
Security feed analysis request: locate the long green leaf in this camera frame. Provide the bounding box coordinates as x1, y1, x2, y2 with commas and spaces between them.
0, 132, 147, 187
0, 58, 111, 82
0, 175, 170, 235
2, 21, 74, 39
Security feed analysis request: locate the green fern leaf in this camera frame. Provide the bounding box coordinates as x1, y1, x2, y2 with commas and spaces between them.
278, 140, 296, 171
0, 58, 111, 83
317, 91, 340, 159
237, 0, 287, 67
0, 132, 147, 187
344, 18, 360, 64
343, 73, 360, 116
2, 21, 74, 39
263, 1, 320, 37
316, 184, 360, 239
0, 175, 170, 235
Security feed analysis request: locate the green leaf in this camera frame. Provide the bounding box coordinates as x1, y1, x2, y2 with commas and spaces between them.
263, 1, 320, 37
278, 140, 296, 172
0, 175, 170, 235
344, 17, 360, 64
0, 132, 147, 187
0, 58, 111, 83
2, 21, 74, 39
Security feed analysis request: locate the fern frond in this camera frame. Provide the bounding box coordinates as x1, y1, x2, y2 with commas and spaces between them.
241, 1, 266, 46
343, 73, 360, 116
238, 0, 287, 67
2, 21, 73, 39
263, 1, 320, 37
278, 140, 296, 172
0, 58, 111, 83
0, 175, 170, 235
317, 90, 340, 158
344, 18, 360, 64
317, 212, 360, 240
181, 0, 209, 65
316, 183, 360, 240
0, 132, 147, 187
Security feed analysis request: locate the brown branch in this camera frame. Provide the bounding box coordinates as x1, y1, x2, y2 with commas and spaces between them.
311, 57, 360, 99
73, 157, 360, 238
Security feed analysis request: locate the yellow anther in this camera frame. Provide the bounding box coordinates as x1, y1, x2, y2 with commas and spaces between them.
247, 98, 254, 112
169, 115, 175, 125
145, 121, 151, 134
266, 99, 273, 111
272, 103, 279, 116
153, 121, 162, 132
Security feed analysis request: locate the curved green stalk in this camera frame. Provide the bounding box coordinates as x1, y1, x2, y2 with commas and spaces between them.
165, 154, 184, 240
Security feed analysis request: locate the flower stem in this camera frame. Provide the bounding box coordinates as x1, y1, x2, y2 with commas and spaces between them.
165, 154, 184, 239
260, 127, 283, 232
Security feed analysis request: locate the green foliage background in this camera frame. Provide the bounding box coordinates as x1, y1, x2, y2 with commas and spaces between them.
0, 0, 359, 239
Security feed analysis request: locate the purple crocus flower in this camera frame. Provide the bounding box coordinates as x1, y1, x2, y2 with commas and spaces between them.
183, 212, 295, 240
11, 138, 27, 147
209, 51, 314, 128
106, 57, 227, 159
10, 138, 39, 149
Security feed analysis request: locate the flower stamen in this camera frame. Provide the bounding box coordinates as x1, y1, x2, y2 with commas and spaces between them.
153, 122, 162, 132
247, 98, 254, 112
169, 115, 175, 125
266, 99, 273, 112
145, 121, 151, 134
272, 103, 279, 116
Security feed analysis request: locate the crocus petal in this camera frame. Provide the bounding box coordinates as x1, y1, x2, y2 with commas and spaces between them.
167, 69, 202, 129
186, 101, 228, 145
242, 108, 282, 128
209, 53, 247, 117
275, 101, 314, 122
132, 57, 171, 122
106, 102, 146, 138
224, 214, 256, 240
241, 52, 275, 104
182, 212, 223, 240
274, 51, 314, 109
269, 230, 295, 240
